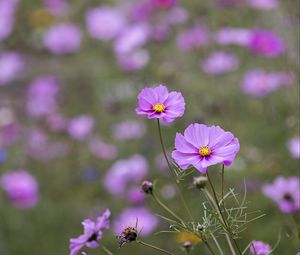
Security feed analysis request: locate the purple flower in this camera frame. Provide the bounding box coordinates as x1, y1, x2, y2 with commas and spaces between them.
69, 209, 110, 255
86, 6, 126, 41
0, 1, 19, 41
44, 23, 81, 55
214, 27, 252, 46
88, 135, 118, 160
26, 76, 59, 117
201, 51, 239, 75
172, 123, 240, 174
43, 0, 69, 15
113, 24, 150, 54
127, 187, 146, 205
288, 137, 300, 158
112, 120, 146, 140
103, 155, 148, 195
136, 84, 185, 123
247, 0, 278, 10
0, 170, 39, 209
250, 240, 271, 255
241, 69, 293, 97
263, 176, 300, 213
248, 29, 285, 58
114, 207, 158, 236
151, 0, 177, 9
67, 115, 94, 140
116, 49, 150, 72
0, 51, 24, 86
177, 25, 210, 52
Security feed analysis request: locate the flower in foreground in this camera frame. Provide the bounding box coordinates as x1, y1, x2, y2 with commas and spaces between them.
136, 84, 185, 123
172, 123, 240, 174
250, 240, 271, 255
69, 209, 110, 255
262, 176, 300, 213
0, 170, 39, 209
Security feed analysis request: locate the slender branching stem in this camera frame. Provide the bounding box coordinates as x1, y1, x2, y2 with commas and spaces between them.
206, 170, 242, 255
151, 193, 185, 224
220, 164, 225, 210
101, 245, 114, 255
211, 233, 224, 255
137, 240, 177, 255
156, 119, 194, 222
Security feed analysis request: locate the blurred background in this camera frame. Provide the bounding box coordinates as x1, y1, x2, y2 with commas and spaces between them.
0, 0, 299, 254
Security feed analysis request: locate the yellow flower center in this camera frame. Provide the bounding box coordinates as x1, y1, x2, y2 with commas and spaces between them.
152, 103, 165, 113
199, 146, 211, 157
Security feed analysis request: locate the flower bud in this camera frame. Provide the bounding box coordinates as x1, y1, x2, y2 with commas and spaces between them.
197, 224, 204, 232
141, 180, 153, 194
193, 176, 207, 189
183, 241, 193, 252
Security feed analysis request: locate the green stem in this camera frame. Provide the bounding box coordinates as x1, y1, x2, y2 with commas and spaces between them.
151, 193, 185, 224
206, 170, 242, 255
101, 245, 114, 255
156, 119, 194, 222
137, 240, 176, 255
203, 240, 218, 255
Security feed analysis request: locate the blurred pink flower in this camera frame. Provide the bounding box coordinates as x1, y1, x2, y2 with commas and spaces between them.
241, 70, 294, 97
215, 27, 252, 46
112, 120, 146, 140
0, 0, 19, 41
250, 240, 271, 255
177, 25, 210, 52
0, 51, 24, 86
201, 51, 239, 75
26, 76, 59, 117
114, 207, 158, 236
151, 0, 177, 9
44, 23, 81, 55
116, 49, 150, 72
248, 29, 285, 58
247, 0, 278, 10
88, 135, 118, 160
68, 115, 95, 140
0, 107, 19, 147
127, 187, 146, 205
263, 176, 300, 213
113, 24, 150, 54
0, 170, 39, 209
43, 0, 69, 15
288, 137, 300, 159
26, 129, 69, 161
86, 6, 126, 41
103, 155, 148, 195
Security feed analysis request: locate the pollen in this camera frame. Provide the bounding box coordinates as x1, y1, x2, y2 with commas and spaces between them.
199, 146, 211, 157
152, 103, 165, 113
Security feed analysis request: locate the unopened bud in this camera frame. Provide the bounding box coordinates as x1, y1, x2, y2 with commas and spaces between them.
197, 224, 204, 232
183, 241, 192, 252
193, 176, 207, 189
141, 180, 153, 194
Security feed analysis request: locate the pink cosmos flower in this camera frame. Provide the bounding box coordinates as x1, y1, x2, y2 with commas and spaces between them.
250, 240, 271, 255
112, 120, 146, 140
201, 51, 239, 75
172, 123, 240, 174
263, 176, 300, 213
241, 69, 294, 97
88, 135, 118, 160
43, 0, 69, 15
0, 170, 39, 209
0, 1, 19, 41
136, 85, 185, 123
44, 23, 81, 55
177, 25, 210, 52
26, 76, 59, 117
214, 27, 252, 46
287, 137, 300, 158
67, 115, 94, 140
151, 0, 177, 9
247, 0, 278, 10
114, 207, 158, 236
116, 49, 150, 72
248, 29, 285, 58
86, 6, 126, 41
0, 51, 24, 86
69, 209, 110, 255
103, 154, 148, 195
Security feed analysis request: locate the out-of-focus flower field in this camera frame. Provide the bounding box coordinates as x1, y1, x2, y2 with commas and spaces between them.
0, 0, 299, 254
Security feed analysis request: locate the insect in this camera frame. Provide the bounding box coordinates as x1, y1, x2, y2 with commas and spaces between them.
117, 218, 140, 247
